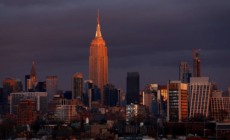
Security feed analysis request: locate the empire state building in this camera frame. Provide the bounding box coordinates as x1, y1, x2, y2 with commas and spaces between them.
89, 11, 108, 105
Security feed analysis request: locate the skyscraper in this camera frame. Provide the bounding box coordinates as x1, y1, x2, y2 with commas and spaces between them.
167, 81, 188, 122
46, 76, 57, 102
30, 61, 37, 90
3, 78, 15, 104
25, 75, 30, 91
126, 72, 140, 104
103, 83, 118, 107
72, 73, 83, 100
193, 53, 201, 77
14, 79, 23, 92
189, 77, 211, 118
89, 11, 108, 105
179, 62, 190, 82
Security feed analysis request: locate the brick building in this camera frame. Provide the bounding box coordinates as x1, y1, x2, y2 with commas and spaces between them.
17, 99, 37, 126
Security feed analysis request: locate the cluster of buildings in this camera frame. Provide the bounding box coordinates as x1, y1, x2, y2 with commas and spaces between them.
0, 11, 229, 139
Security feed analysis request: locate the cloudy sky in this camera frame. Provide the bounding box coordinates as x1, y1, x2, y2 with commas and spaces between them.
0, 0, 229, 92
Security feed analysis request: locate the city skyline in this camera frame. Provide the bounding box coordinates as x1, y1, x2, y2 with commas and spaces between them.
0, 1, 230, 92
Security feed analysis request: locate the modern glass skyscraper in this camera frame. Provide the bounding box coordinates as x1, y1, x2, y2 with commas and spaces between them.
72, 73, 83, 100
126, 72, 140, 104
189, 77, 211, 118
46, 76, 57, 103
89, 11, 108, 105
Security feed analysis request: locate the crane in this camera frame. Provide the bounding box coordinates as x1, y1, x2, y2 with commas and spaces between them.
192, 48, 201, 59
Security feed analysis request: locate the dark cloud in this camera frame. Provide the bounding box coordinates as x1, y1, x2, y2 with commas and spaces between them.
0, 0, 230, 91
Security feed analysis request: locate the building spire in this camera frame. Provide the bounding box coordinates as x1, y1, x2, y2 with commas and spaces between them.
95, 9, 102, 38
30, 56, 37, 77
97, 9, 100, 24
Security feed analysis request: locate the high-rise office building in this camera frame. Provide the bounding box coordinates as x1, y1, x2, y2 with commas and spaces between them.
14, 79, 23, 92
182, 73, 192, 83
179, 62, 190, 82
103, 83, 118, 107
193, 53, 201, 77
89, 11, 108, 105
3, 78, 15, 104
46, 76, 57, 102
167, 81, 188, 122
17, 99, 37, 126
126, 72, 140, 104
72, 73, 83, 100
10, 92, 47, 114
118, 89, 123, 106
189, 77, 211, 118
25, 75, 30, 91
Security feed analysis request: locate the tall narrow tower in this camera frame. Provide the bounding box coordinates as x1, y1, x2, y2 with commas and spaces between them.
193, 53, 201, 77
89, 10, 108, 105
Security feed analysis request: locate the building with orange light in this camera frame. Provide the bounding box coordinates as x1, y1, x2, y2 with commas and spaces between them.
17, 99, 37, 126
167, 81, 188, 122
158, 85, 167, 101
89, 11, 108, 105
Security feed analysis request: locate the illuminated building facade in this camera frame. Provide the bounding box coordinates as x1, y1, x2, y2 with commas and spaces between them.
158, 85, 167, 101
126, 72, 140, 104
126, 103, 146, 122
30, 61, 37, 90
89, 11, 108, 105
46, 76, 57, 103
54, 99, 78, 123
189, 77, 211, 118
72, 73, 83, 100
211, 90, 230, 121
167, 81, 188, 122
193, 53, 201, 77
17, 99, 37, 126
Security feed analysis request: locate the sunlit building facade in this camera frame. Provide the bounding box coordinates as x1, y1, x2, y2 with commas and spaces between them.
211, 90, 230, 121
126, 103, 146, 122
17, 99, 37, 126
189, 77, 211, 118
54, 99, 78, 123
158, 85, 167, 101
167, 81, 188, 122
89, 11, 108, 105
